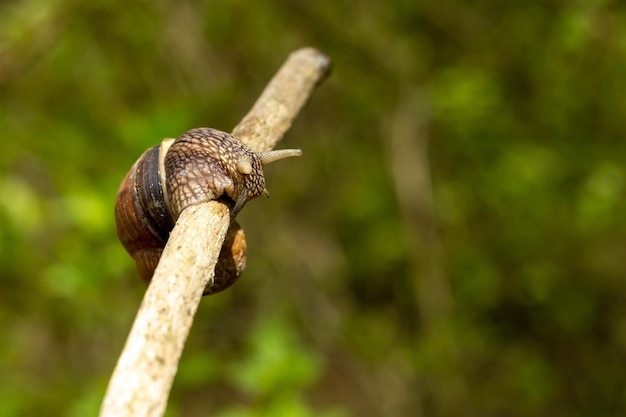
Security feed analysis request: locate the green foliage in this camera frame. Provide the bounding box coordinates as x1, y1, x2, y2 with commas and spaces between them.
2, 0, 626, 416
229, 316, 321, 396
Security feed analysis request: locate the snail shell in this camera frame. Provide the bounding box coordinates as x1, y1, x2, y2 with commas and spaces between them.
114, 127, 301, 295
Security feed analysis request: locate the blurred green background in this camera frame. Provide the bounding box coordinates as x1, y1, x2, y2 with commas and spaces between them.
2, 0, 626, 416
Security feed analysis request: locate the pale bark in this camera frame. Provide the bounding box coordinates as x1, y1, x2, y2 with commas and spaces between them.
99, 47, 331, 417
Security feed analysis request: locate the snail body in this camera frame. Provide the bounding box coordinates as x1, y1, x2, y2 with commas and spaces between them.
114, 127, 301, 294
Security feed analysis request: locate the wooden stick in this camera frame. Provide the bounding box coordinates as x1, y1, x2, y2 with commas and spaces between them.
233, 48, 331, 152
99, 48, 331, 417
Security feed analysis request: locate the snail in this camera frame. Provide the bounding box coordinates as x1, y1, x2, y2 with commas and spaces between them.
114, 127, 302, 295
